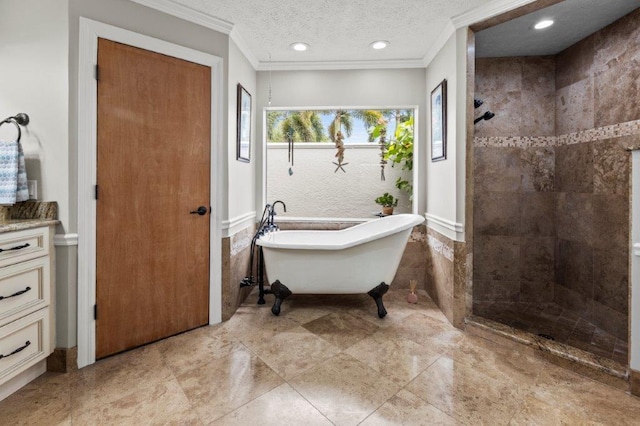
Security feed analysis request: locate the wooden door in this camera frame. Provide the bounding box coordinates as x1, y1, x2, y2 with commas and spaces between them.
96, 38, 211, 359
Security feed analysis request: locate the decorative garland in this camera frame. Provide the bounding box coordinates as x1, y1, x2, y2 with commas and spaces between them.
333, 130, 348, 173
379, 127, 387, 181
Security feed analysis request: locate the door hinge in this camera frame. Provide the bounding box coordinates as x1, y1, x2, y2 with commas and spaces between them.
94, 185, 99, 200
94, 64, 99, 81
94, 304, 98, 320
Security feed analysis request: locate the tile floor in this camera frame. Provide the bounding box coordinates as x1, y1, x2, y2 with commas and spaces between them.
474, 300, 628, 364
3, 289, 640, 425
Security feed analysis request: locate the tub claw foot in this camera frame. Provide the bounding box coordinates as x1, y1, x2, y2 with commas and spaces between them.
270, 280, 292, 316
367, 282, 390, 318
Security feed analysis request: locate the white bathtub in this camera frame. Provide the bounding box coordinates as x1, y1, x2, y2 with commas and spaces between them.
256, 214, 425, 317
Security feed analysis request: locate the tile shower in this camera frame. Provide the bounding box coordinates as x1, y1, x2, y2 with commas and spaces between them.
472, 8, 640, 365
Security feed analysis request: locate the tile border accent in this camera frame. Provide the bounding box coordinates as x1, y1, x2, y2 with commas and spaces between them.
474, 119, 640, 148
427, 234, 454, 261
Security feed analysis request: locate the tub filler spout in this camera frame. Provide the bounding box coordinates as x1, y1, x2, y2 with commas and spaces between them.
256, 214, 425, 317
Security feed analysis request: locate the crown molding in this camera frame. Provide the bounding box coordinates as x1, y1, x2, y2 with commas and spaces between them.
422, 20, 456, 67
451, 0, 537, 28
130, 0, 534, 72
255, 58, 426, 72
229, 27, 259, 69
130, 0, 234, 34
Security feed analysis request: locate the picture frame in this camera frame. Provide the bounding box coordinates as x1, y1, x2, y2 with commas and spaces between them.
236, 83, 251, 162
430, 79, 447, 162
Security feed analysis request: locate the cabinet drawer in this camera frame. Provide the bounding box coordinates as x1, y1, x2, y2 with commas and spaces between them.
0, 308, 50, 385
0, 258, 50, 324
0, 227, 49, 268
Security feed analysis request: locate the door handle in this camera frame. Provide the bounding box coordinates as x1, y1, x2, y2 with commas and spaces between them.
190, 206, 208, 216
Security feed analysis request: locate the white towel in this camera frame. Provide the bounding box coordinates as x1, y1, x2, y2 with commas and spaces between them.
0, 140, 29, 205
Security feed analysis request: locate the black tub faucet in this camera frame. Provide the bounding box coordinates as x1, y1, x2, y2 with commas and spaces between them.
269, 201, 287, 230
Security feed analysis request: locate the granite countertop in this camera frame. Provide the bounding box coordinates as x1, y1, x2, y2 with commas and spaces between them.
0, 219, 60, 233
0, 201, 59, 234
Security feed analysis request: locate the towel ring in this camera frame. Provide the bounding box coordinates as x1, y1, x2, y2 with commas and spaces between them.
0, 118, 21, 143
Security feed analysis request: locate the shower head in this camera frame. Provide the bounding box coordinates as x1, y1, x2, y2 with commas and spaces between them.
474, 111, 495, 124
474, 99, 484, 108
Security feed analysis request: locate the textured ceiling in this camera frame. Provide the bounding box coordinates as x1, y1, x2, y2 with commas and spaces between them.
476, 0, 640, 57
172, 0, 493, 64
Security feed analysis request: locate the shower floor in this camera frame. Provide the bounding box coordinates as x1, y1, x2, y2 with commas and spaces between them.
473, 301, 628, 365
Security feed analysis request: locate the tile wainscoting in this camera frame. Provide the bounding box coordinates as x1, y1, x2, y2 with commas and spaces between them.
425, 227, 467, 328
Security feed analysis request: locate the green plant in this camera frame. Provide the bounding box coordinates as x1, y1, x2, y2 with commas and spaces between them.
368, 116, 414, 199
374, 192, 398, 208
386, 116, 414, 198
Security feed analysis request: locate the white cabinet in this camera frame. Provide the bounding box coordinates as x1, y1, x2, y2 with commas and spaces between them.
0, 226, 54, 386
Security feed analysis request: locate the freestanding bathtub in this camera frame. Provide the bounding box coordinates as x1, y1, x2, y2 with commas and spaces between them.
256, 213, 425, 317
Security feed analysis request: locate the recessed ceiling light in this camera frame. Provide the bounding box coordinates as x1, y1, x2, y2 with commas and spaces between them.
370, 40, 390, 50
290, 42, 309, 52
534, 19, 554, 30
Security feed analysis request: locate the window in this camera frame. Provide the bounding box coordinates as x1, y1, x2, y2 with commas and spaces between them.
265, 108, 415, 219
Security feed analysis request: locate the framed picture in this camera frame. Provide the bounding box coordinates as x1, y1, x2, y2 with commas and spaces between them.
236, 83, 251, 162
430, 79, 447, 162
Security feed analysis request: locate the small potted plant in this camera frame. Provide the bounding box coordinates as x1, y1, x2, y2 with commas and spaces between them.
375, 192, 398, 215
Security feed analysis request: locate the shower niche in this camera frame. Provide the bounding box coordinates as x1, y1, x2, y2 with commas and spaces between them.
471, 6, 640, 367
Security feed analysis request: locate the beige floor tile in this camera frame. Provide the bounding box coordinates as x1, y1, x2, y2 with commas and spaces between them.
4, 289, 640, 425
509, 394, 591, 425
175, 345, 283, 423
289, 353, 402, 426
405, 356, 525, 424
72, 378, 200, 425
71, 345, 174, 407
155, 326, 245, 377
447, 335, 541, 385
374, 312, 465, 352
249, 325, 341, 380
297, 293, 375, 317
284, 294, 344, 324
382, 289, 439, 315
532, 365, 640, 424
0, 372, 71, 426
211, 383, 332, 426
381, 290, 451, 325
344, 333, 440, 387
302, 311, 379, 350
360, 389, 458, 426
220, 305, 300, 350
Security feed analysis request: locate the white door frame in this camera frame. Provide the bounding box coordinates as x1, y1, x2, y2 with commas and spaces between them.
77, 17, 223, 368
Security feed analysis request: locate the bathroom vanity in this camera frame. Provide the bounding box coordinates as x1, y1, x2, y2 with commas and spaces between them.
0, 214, 58, 397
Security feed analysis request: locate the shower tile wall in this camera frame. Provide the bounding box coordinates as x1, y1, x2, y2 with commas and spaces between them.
473, 8, 640, 343
552, 8, 640, 340
474, 57, 556, 304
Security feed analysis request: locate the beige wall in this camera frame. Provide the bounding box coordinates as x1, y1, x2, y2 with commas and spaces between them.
227, 39, 257, 223
0, 0, 70, 231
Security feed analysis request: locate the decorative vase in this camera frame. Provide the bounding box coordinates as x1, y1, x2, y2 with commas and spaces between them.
382, 206, 394, 216
407, 279, 418, 303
